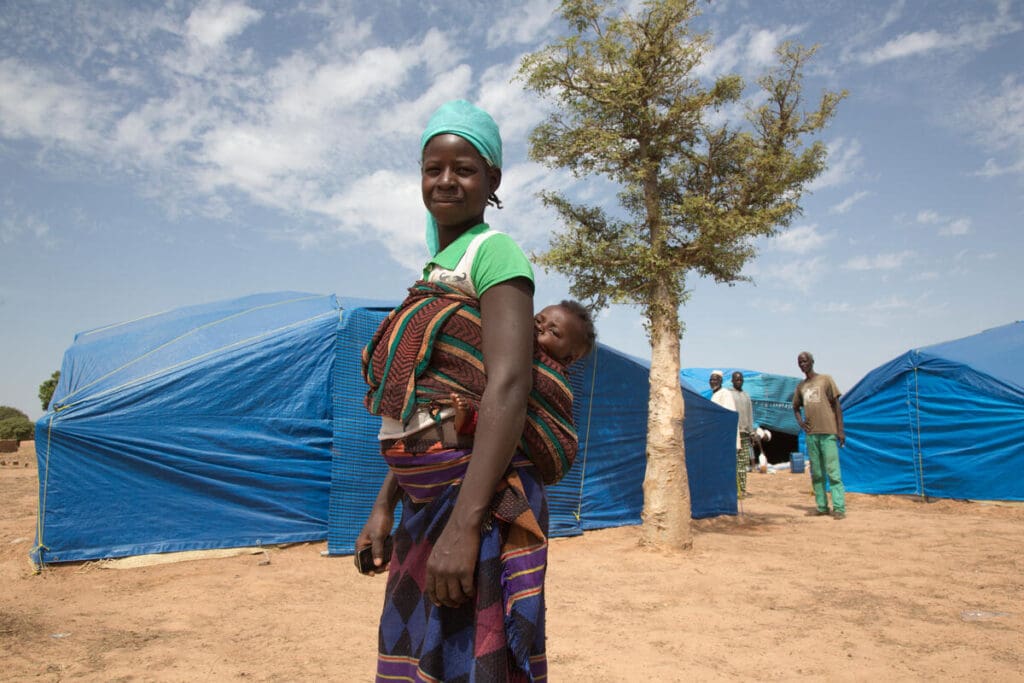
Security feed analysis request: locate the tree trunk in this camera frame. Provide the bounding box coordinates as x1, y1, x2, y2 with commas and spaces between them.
639, 288, 692, 549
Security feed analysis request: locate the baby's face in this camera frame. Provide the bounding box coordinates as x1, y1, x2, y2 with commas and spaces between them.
535, 305, 586, 365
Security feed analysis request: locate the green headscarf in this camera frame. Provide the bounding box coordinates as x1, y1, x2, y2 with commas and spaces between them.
420, 99, 503, 256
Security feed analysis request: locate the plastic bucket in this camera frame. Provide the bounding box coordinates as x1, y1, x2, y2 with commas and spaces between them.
790, 452, 806, 474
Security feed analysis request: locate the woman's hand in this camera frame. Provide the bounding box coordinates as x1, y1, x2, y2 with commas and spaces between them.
354, 506, 395, 575
355, 471, 400, 575
426, 518, 480, 607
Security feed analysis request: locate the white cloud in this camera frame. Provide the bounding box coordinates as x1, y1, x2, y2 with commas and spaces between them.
808, 138, 863, 190
857, 1, 1022, 65
487, 0, 559, 49
859, 30, 944, 64
113, 88, 215, 164
314, 169, 424, 269
829, 190, 869, 214
186, 1, 262, 49
939, 218, 972, 236
479, 60, 547, 143
696, 24, 803, 80
771, 257, 824, 293
843, 251, 913, 271
915, 210, 972, 237
772, 224, 829, 254
494, 162, 576, 249
374, 65, 477, 140
746, 28, 789, 66
116, 27, 475, 224
0, 212, 52, 246
880, 0, 905, 30
0, 5, 534, 254
966, 75, 1024, 178
974, 157, 1024, 177
198, 125, 315, 193
0, 59, 110, 148
172, 2, 264, 76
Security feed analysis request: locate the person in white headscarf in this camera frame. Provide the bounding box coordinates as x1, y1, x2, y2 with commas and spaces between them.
709, 370, 744, 498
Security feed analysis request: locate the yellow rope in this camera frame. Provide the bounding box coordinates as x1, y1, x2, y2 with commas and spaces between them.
31, 414, 55, 571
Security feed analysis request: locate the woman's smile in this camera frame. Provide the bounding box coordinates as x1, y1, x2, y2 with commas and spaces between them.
421, 133, 499, 233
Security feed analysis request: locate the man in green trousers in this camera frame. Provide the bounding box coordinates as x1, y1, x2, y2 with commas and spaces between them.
792, 351, 847, 519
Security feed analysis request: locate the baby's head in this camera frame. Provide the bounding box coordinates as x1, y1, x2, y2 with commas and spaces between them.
534, 300, 596, 366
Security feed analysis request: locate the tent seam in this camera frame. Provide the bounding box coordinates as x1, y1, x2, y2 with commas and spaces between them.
57, 294, 326, 407
56, 309, 337, 413
573, 350, 599, 522
913, 365, 925, 499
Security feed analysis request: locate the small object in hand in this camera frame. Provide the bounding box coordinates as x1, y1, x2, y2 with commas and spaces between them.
355, 536, 394, 574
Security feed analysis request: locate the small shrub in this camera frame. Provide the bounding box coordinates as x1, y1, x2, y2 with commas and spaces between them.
0, 416, 34, 441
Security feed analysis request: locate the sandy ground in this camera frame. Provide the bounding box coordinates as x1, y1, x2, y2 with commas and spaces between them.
2, 441, 1023, 682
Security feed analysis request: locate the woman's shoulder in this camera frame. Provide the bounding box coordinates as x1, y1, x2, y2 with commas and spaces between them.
472, 230, 534, 295
476, 229, 525, 255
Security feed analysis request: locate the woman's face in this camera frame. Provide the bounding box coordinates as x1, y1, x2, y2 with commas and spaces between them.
421, 134, 500, 233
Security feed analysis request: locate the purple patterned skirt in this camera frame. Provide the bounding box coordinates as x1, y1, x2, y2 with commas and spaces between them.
375, 443, 549, 683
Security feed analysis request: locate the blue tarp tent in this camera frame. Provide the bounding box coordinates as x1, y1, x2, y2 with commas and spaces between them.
33, 292, 352, 564
327, 319, 738, 554
35, 292, 737, 565
680, 367, 801, 435
841, 321, 1024, 501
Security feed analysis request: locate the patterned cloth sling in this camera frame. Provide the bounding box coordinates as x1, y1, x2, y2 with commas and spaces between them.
362, 280, 578, 485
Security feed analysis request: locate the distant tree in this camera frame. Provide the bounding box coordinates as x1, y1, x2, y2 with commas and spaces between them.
519, 0, 845, 549
0, 416, 34, 441
0, 406, 28, 421
39, 370, 60, 411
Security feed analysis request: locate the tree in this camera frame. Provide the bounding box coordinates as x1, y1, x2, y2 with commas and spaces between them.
0, 406, 33, 441
519, 0, 845, 548
39, 370, 60, 411
0, 406, 28, 422
0, 416, 34, 440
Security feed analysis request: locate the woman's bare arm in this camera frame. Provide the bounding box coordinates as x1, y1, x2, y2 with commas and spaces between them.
425, 277, 534, 607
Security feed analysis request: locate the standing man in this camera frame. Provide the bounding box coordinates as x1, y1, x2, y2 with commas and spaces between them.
792, 352, 847, 519
730, 371, 754, 498
709, 371, 742, 499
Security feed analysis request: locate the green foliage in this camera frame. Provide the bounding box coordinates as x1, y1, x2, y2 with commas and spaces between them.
0, 416, 34, 441
519, 0, 846, 543
0, 406, 28, 421
39, 370, 60, 411
518, 0, 846, 318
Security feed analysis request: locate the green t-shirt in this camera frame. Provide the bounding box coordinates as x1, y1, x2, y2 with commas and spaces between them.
422, 223, 534, 297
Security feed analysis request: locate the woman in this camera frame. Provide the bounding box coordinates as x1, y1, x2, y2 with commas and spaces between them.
357, 100, 555, 682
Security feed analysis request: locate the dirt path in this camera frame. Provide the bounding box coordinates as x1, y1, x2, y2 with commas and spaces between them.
2, 442, 1022, 681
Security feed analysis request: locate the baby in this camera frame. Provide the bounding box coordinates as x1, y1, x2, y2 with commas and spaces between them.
453, 300, 596, 433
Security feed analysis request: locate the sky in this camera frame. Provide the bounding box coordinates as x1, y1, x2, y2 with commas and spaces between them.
2, 0, 1022, 421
